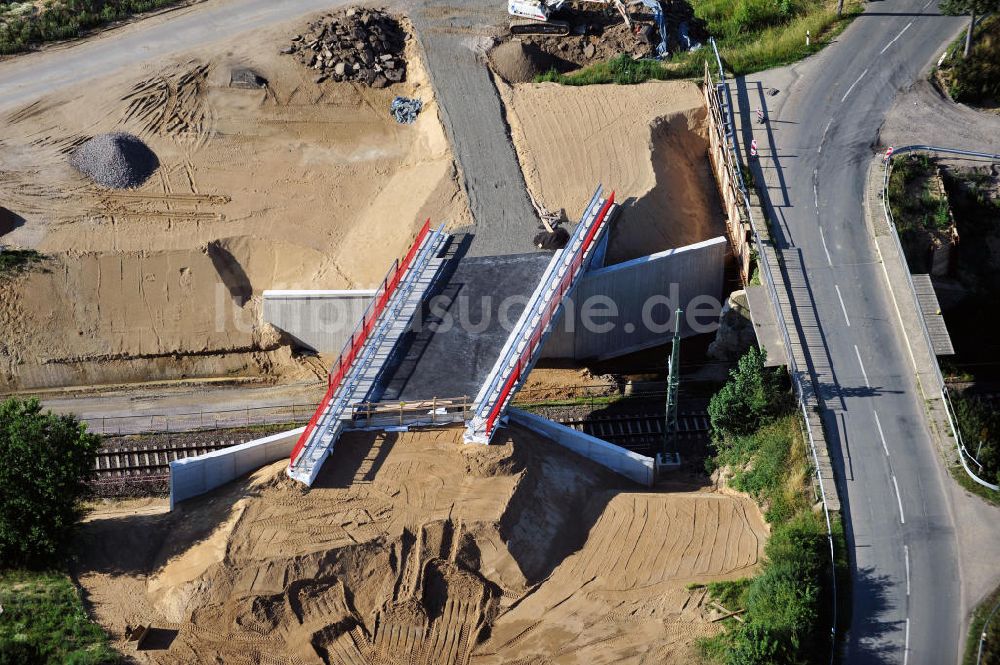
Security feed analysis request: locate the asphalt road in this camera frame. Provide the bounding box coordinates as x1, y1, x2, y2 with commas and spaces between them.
738, 2, 969, 662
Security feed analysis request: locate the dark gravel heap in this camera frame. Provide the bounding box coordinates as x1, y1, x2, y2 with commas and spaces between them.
70, 132, 159, 189
283, 7, 407, 88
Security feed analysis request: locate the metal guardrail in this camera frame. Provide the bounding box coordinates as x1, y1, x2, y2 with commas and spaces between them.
881, 146, 1000, 491
978, 595, 1000, 665
707, 39, 838, 661
289, 219, 433, 469
466, 186, 615, 442
290, 222, 449, 485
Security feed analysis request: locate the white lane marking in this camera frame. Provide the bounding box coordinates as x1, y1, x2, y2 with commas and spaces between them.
904, 617, 911, 665
892, 474, 906, 524
820, 227, 833, 266
904, 545, 910, 596
841, 67, 869, 103
855, 344, 870, 387
874, 410, 890, 457
819, 118, 833, 154
813, 169, 820, 208
835, 284, 850, 326
880, 21, 913, 54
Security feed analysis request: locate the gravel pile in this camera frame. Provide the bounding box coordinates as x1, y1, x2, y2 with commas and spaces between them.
283, 7, 407, 88
70, 132, 159, 189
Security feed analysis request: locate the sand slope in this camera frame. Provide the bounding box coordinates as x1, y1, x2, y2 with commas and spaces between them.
500, 80, 725, 264
77, 425, 767, 664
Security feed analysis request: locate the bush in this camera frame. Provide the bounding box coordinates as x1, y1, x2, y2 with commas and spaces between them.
703, 352, 833, 665
721, 512, 828, 665
0, 397, 101, 567
942, 15, 1000, 105
0, 0, 181, 54
953, 393, 1000, 486
0, 249, 44, 277
709, 347, 790, 439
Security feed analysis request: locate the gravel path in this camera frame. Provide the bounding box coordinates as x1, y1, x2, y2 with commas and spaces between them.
409, 1, 541, 257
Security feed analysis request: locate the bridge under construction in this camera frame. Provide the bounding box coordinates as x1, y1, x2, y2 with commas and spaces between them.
288, 187, 616, 485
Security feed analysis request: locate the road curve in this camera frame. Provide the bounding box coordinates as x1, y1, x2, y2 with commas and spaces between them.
739, 1, 968, 662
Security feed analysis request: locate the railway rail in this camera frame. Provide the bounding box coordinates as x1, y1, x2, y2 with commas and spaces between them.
90, 413, 711, 481
553, 412, 711, 451
93, 440, 236, 480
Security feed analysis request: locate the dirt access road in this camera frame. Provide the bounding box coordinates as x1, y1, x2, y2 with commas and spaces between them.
0, 0, 353, 113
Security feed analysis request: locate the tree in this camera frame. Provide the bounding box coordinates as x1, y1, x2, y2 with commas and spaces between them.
0, 397, 100, 567
941, 0, 1000, 58
709, 347, 789, 439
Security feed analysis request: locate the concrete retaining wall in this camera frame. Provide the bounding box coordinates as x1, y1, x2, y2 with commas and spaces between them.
508, 409, 655, 486
704, 72, 754, 282
169, 426, 305, 510
541, 236, 727, 360
262, 290, 376, 353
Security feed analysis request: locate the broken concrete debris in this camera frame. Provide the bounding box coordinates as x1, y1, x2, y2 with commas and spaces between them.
229, 68, 268, 89
282, 7, 406, 86
390, 96, 422, 124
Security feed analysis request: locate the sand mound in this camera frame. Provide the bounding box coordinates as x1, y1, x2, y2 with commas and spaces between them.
502, 80, 725, 263
488, 39, 559, 84
70, 132, 159, 189
76, 425, 767, 664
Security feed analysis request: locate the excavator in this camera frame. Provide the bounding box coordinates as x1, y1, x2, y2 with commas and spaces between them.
507, 0, 669, 59
507, 0, 630, 37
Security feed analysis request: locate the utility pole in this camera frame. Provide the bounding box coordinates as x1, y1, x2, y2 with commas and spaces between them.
662, 307, 682, 463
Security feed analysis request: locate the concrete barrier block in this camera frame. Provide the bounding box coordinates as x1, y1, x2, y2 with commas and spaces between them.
169, 427, 305, 510
508, 409, 655, 486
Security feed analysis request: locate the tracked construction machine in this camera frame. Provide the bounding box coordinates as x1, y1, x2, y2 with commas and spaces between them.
507, 0, 669, 58
507, 0, 631, 36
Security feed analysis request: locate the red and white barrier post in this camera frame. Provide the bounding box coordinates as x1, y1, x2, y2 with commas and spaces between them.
756, 108, 765, 124
884, 146, 894, 163
750, 138, 758, 158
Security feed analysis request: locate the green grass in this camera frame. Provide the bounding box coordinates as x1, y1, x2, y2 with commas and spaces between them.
950, 465, 1000, 507
0, 248, 44, 277
703, 410, 839, 665
0, 0, 184, 54
963, 583, 1000, 665
0, 569, 118, 664
535, 0, 862, 86
887, 154, 957, 271
937, 15, 1000, 106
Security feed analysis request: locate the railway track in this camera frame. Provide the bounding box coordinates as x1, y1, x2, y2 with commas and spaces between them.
91, 413, 712, 481
93, 440, 237, 480
553, 412, 711, 451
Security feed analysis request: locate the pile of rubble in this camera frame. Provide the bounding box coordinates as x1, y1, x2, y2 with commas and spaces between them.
283, 7, 407, 88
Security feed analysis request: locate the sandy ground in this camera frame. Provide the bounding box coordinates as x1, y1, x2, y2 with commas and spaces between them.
499, 80, 725, 264
0, 13, 470, 391
76, 424, 767, 664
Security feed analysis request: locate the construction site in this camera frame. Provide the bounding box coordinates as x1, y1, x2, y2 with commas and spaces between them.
1, 2, 772, 663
